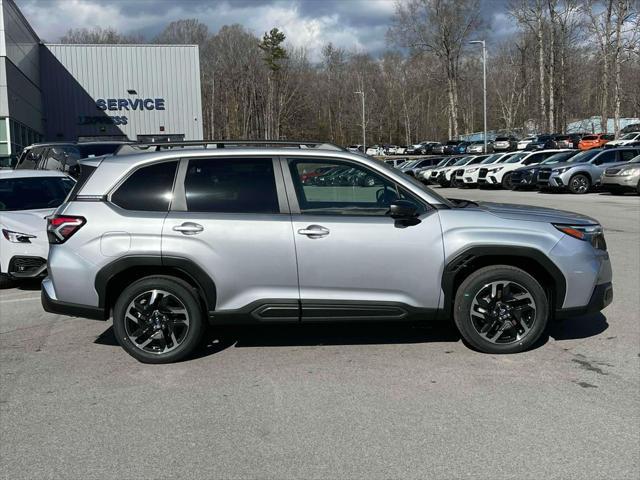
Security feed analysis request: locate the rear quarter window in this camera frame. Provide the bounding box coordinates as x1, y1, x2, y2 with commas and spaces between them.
111, 161, 178, 211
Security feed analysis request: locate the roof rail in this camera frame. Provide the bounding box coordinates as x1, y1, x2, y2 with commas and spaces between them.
114, 140, 346, 155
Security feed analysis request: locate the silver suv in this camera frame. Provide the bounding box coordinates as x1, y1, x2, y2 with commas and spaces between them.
42, 141, 613, 363
537, 147, 640, 193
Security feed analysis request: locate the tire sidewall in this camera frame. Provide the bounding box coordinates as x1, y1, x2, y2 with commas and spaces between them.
569, 173, 590, 194
501, 172, 512, 189
113, 277, 205, 363
453, 266, 549, 354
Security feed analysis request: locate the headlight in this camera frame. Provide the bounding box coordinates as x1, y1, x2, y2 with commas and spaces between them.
620, 167, 640, 176
554, 224, 607, 250
554, 167, 572, 174
488, 166, 504, 173
467, 167, 479, 173
2, 229, 36, 243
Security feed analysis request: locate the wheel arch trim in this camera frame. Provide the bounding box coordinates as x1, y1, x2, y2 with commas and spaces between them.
441, 245, 567, 314
95, 255, 216, 313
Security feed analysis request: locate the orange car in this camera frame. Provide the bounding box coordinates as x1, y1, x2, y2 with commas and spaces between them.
578, 133, 615, 150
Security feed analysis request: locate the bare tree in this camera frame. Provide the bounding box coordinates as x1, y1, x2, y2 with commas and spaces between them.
389, 0, 482, 139
60, 27, 142, 44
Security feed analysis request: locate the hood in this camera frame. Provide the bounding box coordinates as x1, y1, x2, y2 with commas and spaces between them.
540, 161, 575, 170
513, 164, 539, 172
475, 201, 598, 225
0, 208, 53, 234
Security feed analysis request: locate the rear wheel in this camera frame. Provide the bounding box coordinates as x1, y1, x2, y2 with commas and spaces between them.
113, 276, 205, 363
568, 174, 591, 194
453, 266, 549, 354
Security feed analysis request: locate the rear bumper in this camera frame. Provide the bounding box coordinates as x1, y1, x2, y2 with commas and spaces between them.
7, 256, 47, 278
41, 277, 108, 320
556, 282, 613, 318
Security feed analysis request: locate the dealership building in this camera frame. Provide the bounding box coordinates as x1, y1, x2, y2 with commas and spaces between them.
0, 0, 203, 166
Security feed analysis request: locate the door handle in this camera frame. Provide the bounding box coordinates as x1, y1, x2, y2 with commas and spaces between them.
298, 225, 330, 238
172, 222, 204, 235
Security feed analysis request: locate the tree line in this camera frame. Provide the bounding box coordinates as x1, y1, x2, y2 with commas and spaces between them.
60, 0, 640, 144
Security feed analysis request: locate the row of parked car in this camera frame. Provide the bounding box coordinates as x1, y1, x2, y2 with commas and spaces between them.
389, 145, 640, 195
357, 131, 640, 157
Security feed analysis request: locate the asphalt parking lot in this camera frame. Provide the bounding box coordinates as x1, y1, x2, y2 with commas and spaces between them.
1, 188, 638, 480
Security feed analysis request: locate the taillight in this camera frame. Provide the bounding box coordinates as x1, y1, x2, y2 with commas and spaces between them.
47, 215, 86, 244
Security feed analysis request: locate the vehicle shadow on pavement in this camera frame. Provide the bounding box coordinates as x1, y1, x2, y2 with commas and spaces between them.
547, 313, 609, 341
94, 314, 607, 359
94, 322, 462, 359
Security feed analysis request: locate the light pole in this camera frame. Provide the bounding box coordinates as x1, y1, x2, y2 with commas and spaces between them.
355, 90, 365, 153
470, 40, 487, 153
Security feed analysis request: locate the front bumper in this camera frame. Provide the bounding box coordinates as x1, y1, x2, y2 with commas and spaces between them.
538, 171, 567, 189
511, 170, 539, 188
601, 174, 639, 191
556, 282, 613, 318
41, 277, 108, 320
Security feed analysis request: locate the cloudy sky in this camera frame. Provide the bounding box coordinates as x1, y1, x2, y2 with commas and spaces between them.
17, 0, 514, 61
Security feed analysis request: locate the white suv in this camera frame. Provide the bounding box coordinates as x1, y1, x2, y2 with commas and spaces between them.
478, 150, 570, 189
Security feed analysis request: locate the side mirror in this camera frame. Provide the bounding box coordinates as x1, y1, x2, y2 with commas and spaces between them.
389, 200, 419, 219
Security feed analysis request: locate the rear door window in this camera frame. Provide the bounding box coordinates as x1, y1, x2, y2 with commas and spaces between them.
620, 150, 638, 162
594, 150, 617, 164
184, 158, 279, 214
111, 161, 178, 211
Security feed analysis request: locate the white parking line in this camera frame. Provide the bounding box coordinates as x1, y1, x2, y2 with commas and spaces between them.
0, 296, 41, 304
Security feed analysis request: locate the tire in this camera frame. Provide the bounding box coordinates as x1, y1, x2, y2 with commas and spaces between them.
501, 172, 513, 189
113, 276, 205, 364
0, 274, 14, 289
568, 173, 591, 194
453, 265, 549, 354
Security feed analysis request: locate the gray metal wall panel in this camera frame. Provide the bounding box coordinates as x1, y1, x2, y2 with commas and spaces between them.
1, 0, 40, 87
42, 44, 203, 141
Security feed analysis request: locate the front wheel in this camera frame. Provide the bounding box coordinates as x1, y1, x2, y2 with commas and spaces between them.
113, 276, 205, 363
453, 266, 549, 354
568, 174, 591, 194
501, 173, 513, 189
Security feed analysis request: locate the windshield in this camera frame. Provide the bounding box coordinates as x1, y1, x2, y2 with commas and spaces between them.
480, 154, 502, 164
449, 157, 468, 166
467, 156, 485, 165
505, 153, 527, 163
0, 176, 75, 211
566, 150, 599, 163
630, 155, 640, 163
401, 160, 418, 168
621, 133, 639, 140
433, 158, 448, 167
540, 152, 577, 164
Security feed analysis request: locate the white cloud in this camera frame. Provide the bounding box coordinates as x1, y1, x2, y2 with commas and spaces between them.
17, 0, 396, 60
